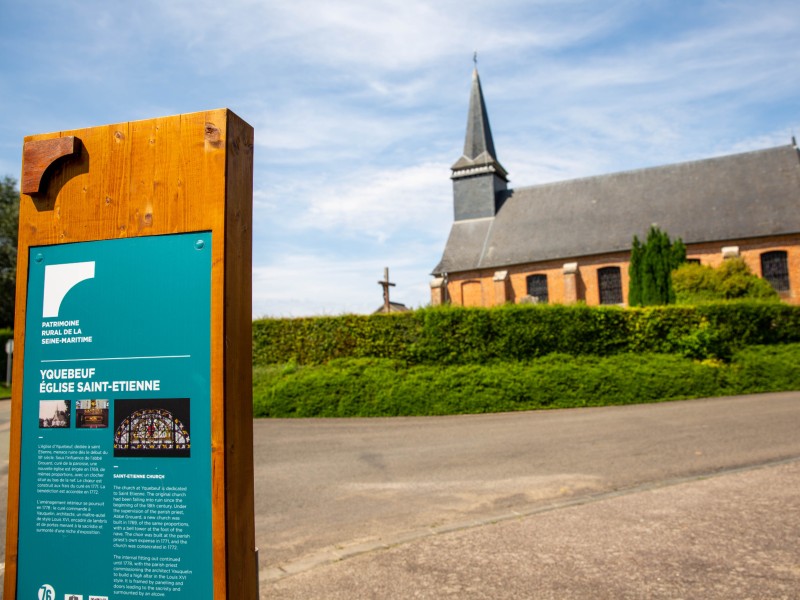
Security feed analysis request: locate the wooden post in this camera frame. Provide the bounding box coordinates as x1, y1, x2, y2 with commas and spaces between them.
4, 109, 256, 599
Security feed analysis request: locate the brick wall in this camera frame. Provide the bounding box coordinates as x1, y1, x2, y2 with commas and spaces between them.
436, 233, 800, 307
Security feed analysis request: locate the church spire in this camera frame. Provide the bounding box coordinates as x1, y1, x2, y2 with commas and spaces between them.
451, 67, 508, 181
450, 65, 509, 221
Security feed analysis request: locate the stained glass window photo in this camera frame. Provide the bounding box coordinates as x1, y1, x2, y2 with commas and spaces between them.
113, 398, 191, 458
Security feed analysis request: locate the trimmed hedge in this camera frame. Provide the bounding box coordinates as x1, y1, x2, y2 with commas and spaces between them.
252, 344, 800, 418
252, 302, 800, 366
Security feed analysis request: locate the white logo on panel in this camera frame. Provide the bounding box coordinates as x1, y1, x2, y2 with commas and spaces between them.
37, 583, 55, 600
42, 262, 95, 318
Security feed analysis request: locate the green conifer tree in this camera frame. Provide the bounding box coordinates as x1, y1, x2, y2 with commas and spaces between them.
628, 235, 643, 306
628, 226, 685, 306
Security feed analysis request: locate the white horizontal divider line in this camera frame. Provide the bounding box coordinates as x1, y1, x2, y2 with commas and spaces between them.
41, 355, 191, 363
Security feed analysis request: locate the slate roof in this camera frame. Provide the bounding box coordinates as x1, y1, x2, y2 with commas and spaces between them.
451, 68, 508, 180
433, 144, 800, 275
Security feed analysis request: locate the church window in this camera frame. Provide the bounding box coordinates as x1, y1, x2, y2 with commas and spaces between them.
526, 274, 548, 303
761, 251, 789, 291
598, 267, 623, 305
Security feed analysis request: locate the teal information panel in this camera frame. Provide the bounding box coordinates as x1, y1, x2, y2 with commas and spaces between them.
16, 232, 213, 600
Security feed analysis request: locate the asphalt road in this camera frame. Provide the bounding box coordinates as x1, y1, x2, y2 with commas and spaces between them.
266, 458, 800, 599
2, 392, 800, 597
254, 392, 800, 592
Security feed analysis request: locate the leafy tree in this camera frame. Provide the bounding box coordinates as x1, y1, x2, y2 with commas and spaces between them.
672, 257, 778, 304
0, 176, 19, 327
628, 226, 686, 306
670, 262, 718, 304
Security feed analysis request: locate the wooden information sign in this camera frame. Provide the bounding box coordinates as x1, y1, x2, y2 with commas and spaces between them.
4, 109, 257, 599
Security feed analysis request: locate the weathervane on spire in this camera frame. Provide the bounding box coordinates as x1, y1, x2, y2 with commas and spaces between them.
473, 51, 478, 67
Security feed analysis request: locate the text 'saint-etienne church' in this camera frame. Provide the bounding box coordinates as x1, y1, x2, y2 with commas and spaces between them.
431, 68, 800, 307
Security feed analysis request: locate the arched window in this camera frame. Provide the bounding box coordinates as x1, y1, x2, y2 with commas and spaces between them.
598, 267, 623, 305
761, 251, 789, 292
114, 408, 190, 453
526, 274, 548, 304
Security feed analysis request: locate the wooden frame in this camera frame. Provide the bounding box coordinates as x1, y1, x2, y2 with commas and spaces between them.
4, 109, 256, 599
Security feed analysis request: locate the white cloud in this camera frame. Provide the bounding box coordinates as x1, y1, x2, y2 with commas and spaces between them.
252, 100, 439, 162
146, 0, 641, 77
723, 127, 800, 156
288, 162, 451, 239
252, 247, 437, 317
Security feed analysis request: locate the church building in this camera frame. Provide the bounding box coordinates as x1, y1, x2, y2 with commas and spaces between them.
431, 69, 800, 307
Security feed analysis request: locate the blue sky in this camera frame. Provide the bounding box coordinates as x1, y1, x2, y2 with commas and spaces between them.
1, 0, 798, 317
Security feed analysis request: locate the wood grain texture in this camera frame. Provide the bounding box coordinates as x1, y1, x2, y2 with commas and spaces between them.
21, 136, 79, 194
4, 109, 255, 599
223, 110, 257, 598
